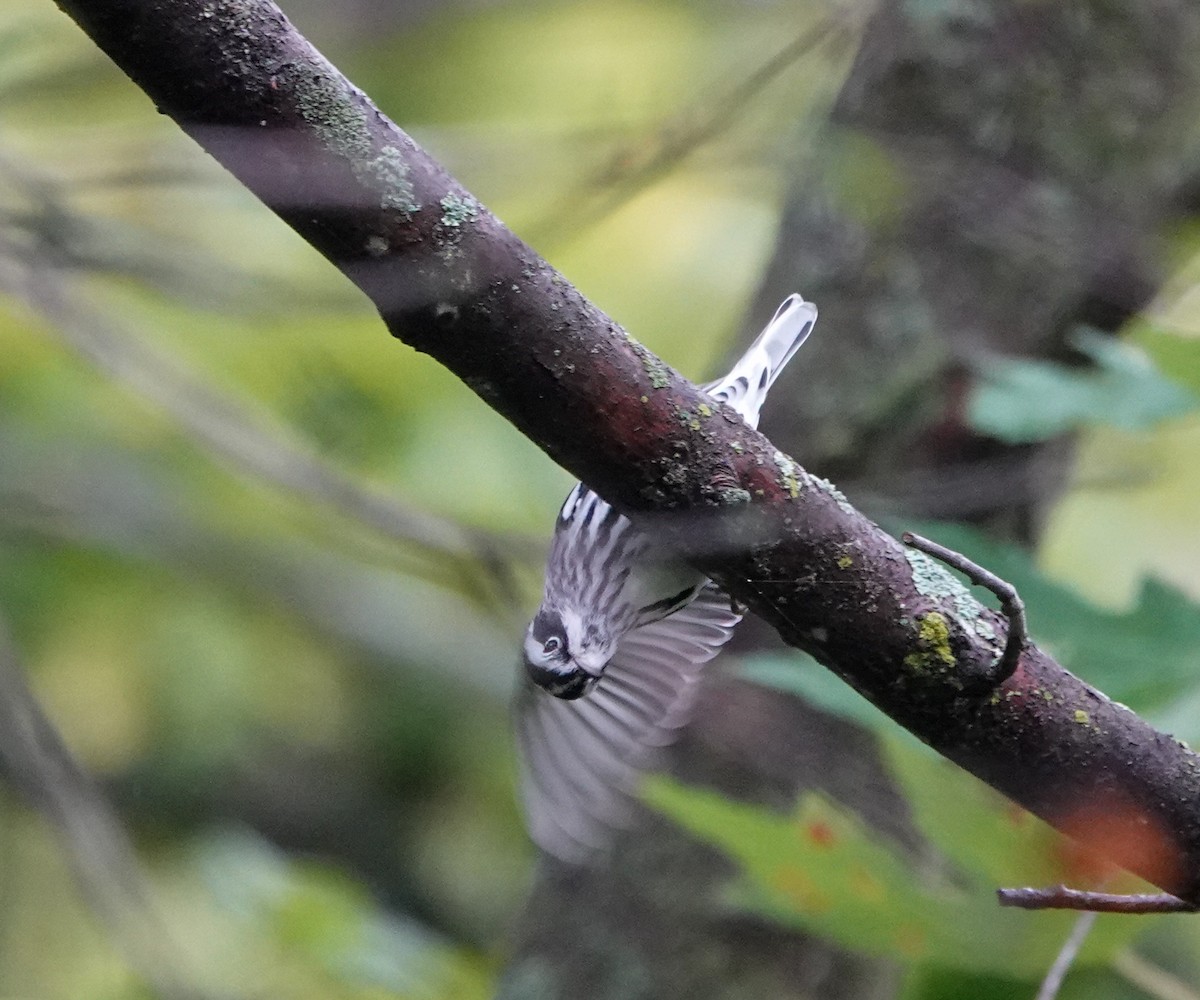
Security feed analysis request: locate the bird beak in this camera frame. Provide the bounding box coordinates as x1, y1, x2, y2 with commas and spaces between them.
573, 651, 610, 679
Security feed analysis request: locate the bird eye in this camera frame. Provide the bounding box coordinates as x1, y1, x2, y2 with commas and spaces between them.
543, 636, 562, 656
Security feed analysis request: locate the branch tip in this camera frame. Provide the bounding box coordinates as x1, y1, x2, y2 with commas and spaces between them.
997, 885, 1198, 914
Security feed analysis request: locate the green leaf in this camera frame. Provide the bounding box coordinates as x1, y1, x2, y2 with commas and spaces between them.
736, 652, 900, 733
719, 522, 1200, 972
642, 776, 1142, 977
1132, 319, 1200, 396
900, 965, 1048, 1000
194, 828, 491, 998
968, 328, 1196, 443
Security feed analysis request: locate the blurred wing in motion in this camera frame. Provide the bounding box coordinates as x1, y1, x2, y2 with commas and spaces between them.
515, 584, 740, 862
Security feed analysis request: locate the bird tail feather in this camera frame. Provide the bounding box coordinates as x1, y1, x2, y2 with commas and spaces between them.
704, 294, 817, 429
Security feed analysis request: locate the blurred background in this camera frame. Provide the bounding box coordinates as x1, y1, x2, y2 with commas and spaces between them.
2, 0, 1200, 997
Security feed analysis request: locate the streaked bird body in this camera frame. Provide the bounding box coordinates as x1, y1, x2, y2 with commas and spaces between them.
517, 294, 817, 860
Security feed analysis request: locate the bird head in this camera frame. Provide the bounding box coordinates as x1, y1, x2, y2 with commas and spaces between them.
522, 607, 606, 700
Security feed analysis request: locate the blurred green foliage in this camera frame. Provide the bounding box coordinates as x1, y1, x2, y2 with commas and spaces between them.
734, 521, 1200, 994
1, 0, 1200, 998
969, 329, 1197, 443
644, 768, 1141, 979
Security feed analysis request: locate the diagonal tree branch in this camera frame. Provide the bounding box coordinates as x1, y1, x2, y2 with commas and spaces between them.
50, 0, 1200, 903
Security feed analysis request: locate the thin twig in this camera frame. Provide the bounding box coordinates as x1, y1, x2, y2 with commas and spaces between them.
902, 530, 1028, 682
998, 885, 1197, 913
1036, 911, 1097, 1000
525, 17, 846, 245
0, 616, 215, 999
1113, 950, 1200, 1000
4, 236, 537, 611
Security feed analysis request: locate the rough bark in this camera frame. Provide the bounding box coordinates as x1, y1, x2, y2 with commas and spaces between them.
54, 0, 1200, 917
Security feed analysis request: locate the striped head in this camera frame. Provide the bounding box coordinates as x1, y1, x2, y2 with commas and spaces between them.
522, 604, 612, 701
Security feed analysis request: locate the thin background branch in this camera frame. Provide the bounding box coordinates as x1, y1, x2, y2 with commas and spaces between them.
523, 14, 851, 246
0, 153, 538, 615
1035, 911, 1097, 1000
1113, 951, 1200, 1000
0, 615, 217, 1000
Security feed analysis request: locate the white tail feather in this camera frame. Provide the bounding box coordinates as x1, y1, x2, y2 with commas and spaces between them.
703, 293, 817, 429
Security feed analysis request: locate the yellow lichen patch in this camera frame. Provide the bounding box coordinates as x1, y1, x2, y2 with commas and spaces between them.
903, 611, 956, 673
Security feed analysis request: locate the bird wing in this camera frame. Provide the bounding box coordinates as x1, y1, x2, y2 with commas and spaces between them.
514, 583, 741, 862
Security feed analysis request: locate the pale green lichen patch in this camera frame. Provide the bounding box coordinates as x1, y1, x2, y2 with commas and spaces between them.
640, 352, 672, 389
903, 547, 1000, 649
905, 547, 967, 603
903, 611, 956, 674
836, 553, 854, 570
959, 594, 997, 642
717, 487, 752, 505
363, 146, 418, 213
294, 70, 370, 158
292, 70, 419, 214
810, 474, 855, 514
1074, 709, 1090, 725
697, 403, 713, 418
439, 193, 479, 227
773, 450, 803, 498
434, 193, 477, 261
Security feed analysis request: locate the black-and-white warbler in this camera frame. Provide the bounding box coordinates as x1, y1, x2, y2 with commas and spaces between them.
516, 294, 817, 860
